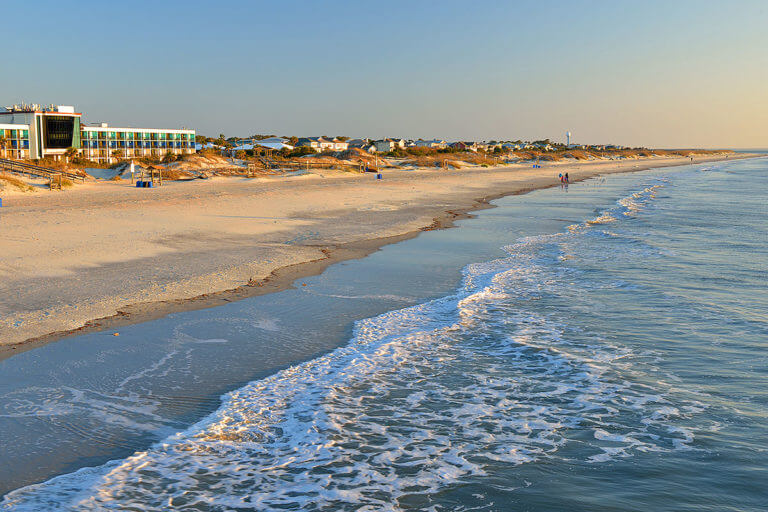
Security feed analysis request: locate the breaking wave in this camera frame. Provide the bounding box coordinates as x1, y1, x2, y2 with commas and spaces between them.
2, 178, 707, 511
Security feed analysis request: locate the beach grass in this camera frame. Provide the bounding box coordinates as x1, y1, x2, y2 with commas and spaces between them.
0, 173, 35, 192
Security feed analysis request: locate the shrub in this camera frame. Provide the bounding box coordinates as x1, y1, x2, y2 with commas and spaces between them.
282, 146, 316, 158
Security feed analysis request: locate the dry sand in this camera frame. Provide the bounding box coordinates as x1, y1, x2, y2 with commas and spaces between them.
0, 154, 748, 352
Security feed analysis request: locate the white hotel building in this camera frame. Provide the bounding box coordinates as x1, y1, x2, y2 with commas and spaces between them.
0, 103, 195, 163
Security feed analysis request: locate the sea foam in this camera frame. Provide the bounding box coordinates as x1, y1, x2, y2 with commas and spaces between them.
2, 178, 705, 511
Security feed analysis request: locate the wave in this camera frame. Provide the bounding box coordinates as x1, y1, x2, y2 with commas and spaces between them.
2, 178, 706, 511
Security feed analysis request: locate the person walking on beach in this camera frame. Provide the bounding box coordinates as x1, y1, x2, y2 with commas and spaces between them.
565, 172, 570, 183
559, 173, 563, 182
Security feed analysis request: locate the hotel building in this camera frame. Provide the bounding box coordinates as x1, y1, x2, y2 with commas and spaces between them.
0, 103, 195, 163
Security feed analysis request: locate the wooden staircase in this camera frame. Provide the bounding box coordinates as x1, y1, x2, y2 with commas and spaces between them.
0, 158, 86, 185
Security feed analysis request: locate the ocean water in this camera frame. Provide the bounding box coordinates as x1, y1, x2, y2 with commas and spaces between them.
1, 158, 767, 510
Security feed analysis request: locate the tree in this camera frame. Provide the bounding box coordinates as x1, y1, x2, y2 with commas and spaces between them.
64, 147, 79, 163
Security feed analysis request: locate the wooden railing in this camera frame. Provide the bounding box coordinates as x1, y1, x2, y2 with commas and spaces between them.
0, 158, 86, 183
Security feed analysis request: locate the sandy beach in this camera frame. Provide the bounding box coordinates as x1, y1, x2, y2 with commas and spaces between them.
0, 154, 748, 351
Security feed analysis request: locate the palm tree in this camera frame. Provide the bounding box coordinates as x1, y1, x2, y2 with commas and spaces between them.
64, 147, 79, 163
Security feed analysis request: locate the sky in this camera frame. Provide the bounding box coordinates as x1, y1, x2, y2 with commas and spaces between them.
2, 0, 767, 148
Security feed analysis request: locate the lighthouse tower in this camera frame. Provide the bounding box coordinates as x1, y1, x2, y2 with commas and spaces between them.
566, 131, 571, 147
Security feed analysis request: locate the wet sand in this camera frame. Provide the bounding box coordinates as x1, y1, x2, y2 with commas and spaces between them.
0, 154, 748, 354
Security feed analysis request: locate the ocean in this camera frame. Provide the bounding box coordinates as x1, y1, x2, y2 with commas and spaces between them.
1, 157, 766, 510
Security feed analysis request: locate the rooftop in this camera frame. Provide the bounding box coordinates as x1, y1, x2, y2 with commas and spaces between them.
2, 103, 77, 114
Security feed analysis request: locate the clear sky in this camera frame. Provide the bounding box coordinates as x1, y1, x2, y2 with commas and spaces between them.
2, 0, 766, 148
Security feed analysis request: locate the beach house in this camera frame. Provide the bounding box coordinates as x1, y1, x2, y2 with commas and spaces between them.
346, 138, 369, 148
450, 142, 481, 152
414, 139, 447, 149
372, 138, 406, 152
254, 137, 294, 150
297, 137, 349, 152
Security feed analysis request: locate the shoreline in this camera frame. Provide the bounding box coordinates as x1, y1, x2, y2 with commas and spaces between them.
0, 154, 757, 358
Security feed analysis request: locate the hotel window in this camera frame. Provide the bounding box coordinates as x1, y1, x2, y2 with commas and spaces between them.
44, 116, 76, 149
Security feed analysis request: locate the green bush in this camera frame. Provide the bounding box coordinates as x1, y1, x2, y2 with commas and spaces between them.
282, 146, 317, 158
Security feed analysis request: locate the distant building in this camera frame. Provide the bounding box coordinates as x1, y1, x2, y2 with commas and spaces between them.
227, 143, 256, 155
371, 138, 404, 152
196, 142, 223, 151
449, 141, 480, 152
346, 138, 370, 148
414, 139, 447, 149
254, 137, 293, 151
0, 103, 195, 163
296, 137, 348, 152
227, 138, 294, 155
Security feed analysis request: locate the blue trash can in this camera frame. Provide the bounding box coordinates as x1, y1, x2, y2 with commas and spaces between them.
376, 173, 382, 180
136, 181, 143, 188
147, 181, 153, 188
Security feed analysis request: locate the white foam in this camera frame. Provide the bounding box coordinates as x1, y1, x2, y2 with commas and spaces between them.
2, 179, 705, 511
